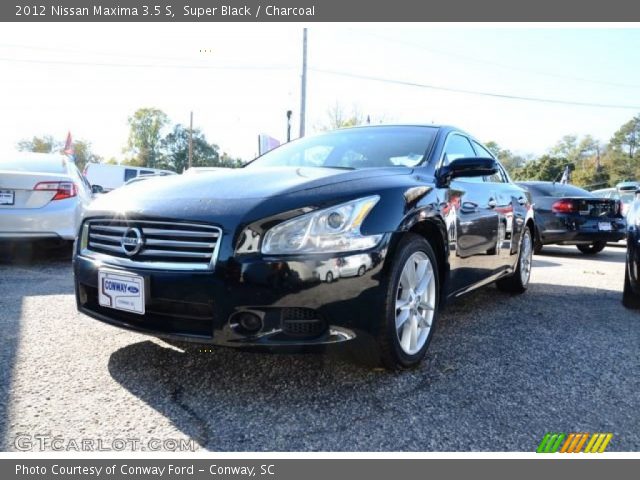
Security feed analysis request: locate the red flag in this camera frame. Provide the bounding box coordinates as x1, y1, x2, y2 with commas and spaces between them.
63, 131, 74, 155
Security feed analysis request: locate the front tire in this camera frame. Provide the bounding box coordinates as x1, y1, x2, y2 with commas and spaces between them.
496, 225, 533, 294
623, 259, 640, 309
374, 234, 440, 370
325, 271, 334, 283
577, 241, 606, 254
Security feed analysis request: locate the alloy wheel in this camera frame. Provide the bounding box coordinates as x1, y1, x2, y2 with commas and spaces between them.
395, 251, 436, 355
520, 229, 533, 286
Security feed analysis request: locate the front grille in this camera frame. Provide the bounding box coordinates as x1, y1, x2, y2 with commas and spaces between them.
82, 218, 221, 270
281, 307, 327, 338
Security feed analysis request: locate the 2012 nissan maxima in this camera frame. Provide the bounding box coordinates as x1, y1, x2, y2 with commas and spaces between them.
73, 125, 535, 369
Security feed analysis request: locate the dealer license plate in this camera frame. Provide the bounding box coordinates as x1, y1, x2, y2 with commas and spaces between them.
598, 222, 612, 231
98, 270, 145, 315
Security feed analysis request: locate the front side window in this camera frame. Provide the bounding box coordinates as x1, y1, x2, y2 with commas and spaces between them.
442, 134, 476, 166
247, 126, 438, 170
443, 134, 484, 183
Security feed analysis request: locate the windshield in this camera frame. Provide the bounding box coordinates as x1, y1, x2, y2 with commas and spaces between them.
247, 126, 438, 170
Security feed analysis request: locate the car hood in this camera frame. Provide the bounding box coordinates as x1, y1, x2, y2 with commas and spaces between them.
86, 166, 412, 224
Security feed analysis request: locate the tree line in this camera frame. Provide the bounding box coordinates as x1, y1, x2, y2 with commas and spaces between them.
486, 114, 640, 188
16, 107, 243, 172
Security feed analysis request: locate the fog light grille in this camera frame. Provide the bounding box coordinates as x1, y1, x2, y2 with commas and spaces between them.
281, 308, 327, 337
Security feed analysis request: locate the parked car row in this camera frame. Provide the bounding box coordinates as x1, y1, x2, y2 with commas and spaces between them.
2, 125, 639, 369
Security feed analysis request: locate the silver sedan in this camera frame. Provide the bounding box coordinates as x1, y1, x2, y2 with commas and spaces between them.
0, 152, 93, 241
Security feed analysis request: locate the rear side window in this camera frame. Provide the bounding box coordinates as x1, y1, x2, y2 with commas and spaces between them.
124, 169, 138, 181
0, 156, 66, 174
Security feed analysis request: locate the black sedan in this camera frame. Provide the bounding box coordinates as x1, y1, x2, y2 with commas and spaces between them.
623, 190, 640, 309
517, 181, 625, 255
74, 125, 535, 369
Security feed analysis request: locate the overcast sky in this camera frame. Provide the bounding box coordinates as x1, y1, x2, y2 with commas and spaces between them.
0, 24, 639, 161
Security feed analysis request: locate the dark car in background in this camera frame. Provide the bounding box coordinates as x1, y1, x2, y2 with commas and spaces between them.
74, 125, 535, 369
623, 189, 640, 308
517, 181, 625, 255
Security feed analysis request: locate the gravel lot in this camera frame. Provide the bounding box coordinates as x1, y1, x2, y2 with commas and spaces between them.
1, 242, 638, 452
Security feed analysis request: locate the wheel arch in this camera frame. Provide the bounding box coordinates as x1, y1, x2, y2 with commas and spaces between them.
404, 217, 449, 298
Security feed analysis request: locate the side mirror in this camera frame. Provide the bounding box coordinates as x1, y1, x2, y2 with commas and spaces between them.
437, 157, 499, 187
91, 184, 104, 194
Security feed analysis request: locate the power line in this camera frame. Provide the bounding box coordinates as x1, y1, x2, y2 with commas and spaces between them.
311, 67, 640, 110
0, 56, 294, 71
353, 31, 640, 90
2, 51, 637, 110
0, 43, 197, 63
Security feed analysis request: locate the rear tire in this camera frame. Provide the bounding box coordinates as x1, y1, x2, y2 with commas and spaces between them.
577, 241, 606, 254
325, 272, 334, 283
622, 260, 640, 309
533, 237, 543, 255
496, 226, 533, 294
373, 234, 440, 370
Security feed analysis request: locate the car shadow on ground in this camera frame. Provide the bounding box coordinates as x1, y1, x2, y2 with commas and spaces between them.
107, 280, 640, 451
531, 259, 561, 268
0, 240, 73, 265
536, 245, 626, 262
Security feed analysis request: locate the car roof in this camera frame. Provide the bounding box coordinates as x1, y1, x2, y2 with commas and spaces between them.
516, 181, 557, 185
332, 124, 467, 135
616, 181, 639, 189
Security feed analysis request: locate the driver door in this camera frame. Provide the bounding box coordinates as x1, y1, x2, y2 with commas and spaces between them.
441, 133, 500, 292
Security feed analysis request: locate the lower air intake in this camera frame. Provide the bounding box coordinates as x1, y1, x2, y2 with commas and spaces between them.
281, 308, 327, 338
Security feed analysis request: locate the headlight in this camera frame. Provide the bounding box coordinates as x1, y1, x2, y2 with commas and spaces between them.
261, 196, 382, 254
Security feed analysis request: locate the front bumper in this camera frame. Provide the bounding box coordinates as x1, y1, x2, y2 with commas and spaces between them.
0, 198, 80, 240
74, 237, 392, 347
626, 229, 640, 295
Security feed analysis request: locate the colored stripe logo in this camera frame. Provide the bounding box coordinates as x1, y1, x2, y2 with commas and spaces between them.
537, 433, 613, 453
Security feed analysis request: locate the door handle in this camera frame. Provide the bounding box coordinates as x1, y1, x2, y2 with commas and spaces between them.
517, 196, 527, 205
461, 201, 478, 212
488, 198, 497, 208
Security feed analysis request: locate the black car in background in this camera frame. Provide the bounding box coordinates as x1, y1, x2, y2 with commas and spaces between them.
623, 190, 640, 308
517, 181, 625, 255
74, 125, 535, 369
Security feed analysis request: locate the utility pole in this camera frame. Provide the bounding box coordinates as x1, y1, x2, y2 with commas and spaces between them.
188, 111, 193, 170
299, 28, 307, 138
286, 110, 292, 142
